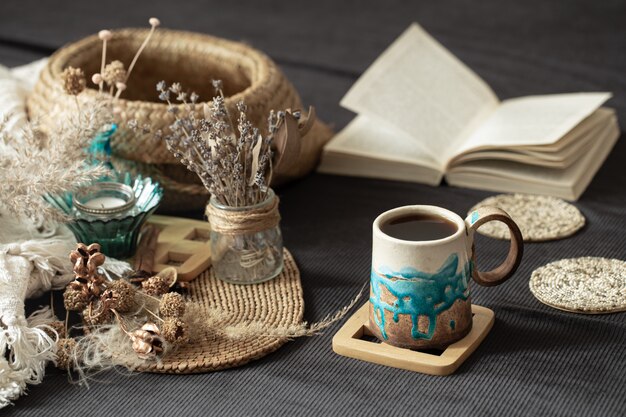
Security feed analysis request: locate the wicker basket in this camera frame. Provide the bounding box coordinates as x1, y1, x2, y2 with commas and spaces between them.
27, 28, 333, 212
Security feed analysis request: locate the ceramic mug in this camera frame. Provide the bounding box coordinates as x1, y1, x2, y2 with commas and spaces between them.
369, 205, 523, 350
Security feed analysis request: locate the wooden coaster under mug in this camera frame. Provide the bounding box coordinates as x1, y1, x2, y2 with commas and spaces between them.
333, 302, 494, 376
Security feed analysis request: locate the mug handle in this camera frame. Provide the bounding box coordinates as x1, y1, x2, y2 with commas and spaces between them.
464, 206, 524, 287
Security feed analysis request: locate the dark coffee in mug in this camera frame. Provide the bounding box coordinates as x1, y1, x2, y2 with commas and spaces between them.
380, 213, 458, 241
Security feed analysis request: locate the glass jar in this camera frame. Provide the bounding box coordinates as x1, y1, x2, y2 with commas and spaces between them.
209, 190, 283, 284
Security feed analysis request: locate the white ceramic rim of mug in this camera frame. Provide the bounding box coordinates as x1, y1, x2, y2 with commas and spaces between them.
374, 205, 465, 246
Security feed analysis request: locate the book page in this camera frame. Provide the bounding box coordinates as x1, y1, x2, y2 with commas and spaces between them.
450, 108, 612, 168
319, 152, 444, 186
341, 23, 499, 164
319, 116, 444, 185
446, 111, 619, 200
455, 93, 611, 156
323, 116, 442, 170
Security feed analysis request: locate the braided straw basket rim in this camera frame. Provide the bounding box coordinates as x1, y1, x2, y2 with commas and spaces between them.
44, 27, 275, 112
135, 248, 304, 373
30, 27, 305, 165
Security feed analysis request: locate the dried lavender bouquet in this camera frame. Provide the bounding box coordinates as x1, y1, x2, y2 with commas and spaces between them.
138, 80, 286, 283
152, 80, 284, 207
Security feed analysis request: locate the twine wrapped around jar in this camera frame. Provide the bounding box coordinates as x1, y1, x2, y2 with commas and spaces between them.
205, 196, 281, 236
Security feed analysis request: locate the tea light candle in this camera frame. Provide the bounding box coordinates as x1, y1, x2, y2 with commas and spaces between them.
73, 182, 136, 217
84, 196, 127, 210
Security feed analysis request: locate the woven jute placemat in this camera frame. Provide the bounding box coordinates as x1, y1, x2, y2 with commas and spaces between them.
468, 194, 585, 242
136, 248, 304, 373
529, 257, 626, 314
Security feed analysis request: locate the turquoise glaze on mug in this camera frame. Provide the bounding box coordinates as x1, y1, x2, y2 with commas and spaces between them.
370, 253, 470, 341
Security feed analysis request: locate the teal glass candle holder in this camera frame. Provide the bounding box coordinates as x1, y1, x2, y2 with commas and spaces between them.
46, 172, 163, 259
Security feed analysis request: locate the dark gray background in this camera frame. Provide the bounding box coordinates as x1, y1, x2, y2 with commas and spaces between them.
4, 0, 625, 416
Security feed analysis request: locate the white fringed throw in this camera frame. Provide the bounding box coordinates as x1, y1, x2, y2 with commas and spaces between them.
0, 60, 131, 407
0, 238, 63, 407
0, 218, 131, 408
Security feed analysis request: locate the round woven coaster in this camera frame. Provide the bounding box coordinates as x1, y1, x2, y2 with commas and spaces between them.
137, 249, 304, 373
530, 257, 626, 314
468, 194, 585, 241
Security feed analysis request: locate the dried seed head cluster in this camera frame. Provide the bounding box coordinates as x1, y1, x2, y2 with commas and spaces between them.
64, 288, 89, 311
101, 60, 127, 86
159, 292, 186, 318
141, 275, 170, 296
161, 318, 189, 345
63, 243, 108, 313
61, 66, 86, 95
55, 338, 78, 370
60, 243, 195, 368
134, 80, 285, 207
104, 279, 136, 313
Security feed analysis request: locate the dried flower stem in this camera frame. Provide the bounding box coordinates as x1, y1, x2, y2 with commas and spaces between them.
100, 41, 106, 92
50, 291, 55, 316
111, 309, 131, 336
143, 307, 164, 323
65, 309, 69, 337
124, 18, 160, 86
98, 30, 112, 93
136, 290, 162, 303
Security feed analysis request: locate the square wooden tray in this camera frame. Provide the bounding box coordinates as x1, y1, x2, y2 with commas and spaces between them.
332, 302, 494, 376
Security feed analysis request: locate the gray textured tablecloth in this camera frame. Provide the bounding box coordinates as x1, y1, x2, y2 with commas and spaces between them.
2, 0, 625, 415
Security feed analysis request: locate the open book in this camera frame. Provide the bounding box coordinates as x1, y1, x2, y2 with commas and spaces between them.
318, 24, 620, 200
